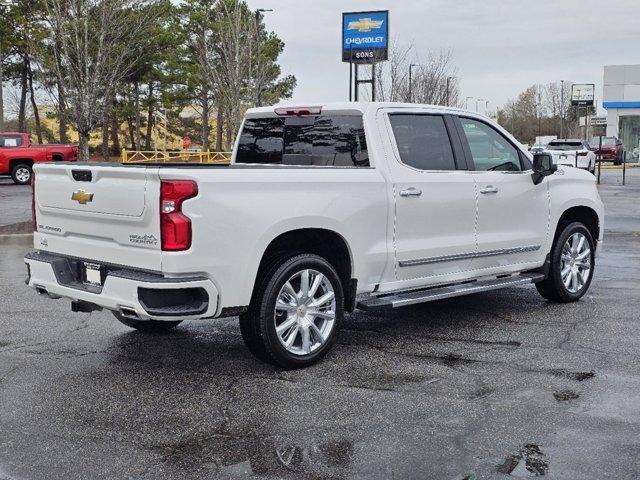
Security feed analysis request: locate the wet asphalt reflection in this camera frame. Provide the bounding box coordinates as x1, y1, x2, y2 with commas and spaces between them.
1, 169, 639, 479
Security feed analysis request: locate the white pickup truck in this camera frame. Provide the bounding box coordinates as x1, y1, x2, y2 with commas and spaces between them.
25, 103, 604, 368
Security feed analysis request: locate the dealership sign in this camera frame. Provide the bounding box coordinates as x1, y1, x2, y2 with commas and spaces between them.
342, 10, 389, 63
571, 84, 595, 106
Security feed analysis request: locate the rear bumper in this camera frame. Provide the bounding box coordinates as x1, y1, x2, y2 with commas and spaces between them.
24, 251, 219, 321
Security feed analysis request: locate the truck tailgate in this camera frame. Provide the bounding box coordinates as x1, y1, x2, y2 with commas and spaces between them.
33, 163, 163, 271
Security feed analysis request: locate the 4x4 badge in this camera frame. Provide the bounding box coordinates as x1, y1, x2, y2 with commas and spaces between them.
71, 189, 94, 204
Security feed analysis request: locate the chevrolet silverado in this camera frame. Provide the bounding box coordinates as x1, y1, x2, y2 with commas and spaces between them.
24, 103, 604, 368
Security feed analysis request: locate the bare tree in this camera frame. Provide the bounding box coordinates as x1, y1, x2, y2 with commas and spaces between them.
200, 0, 256, 148
373, 40, 460, 107
43, 0, 158, 160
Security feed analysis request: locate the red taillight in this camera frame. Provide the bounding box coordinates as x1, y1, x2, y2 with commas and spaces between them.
31, 173, 37, 232
274, 106, 322, 116
160, 180, 198, 251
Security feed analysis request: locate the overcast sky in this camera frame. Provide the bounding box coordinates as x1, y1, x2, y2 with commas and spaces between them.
246, 0, 639, 115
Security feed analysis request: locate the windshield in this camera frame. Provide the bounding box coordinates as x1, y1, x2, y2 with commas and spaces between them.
547, 141, 583, 151
589, 137, 615, 147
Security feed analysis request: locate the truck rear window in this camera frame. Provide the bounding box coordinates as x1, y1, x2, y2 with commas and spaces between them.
236, 115, 369, 167
0, 135, 23, 147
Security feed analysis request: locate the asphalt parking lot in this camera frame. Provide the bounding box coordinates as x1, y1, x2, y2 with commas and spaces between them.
0, 169, 639, 479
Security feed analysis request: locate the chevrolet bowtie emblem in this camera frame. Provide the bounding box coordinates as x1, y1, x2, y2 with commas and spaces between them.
347, 18, 383, 33
71, 189, 94, 204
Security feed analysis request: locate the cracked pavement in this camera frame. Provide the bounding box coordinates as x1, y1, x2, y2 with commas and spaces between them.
0, 169, 639, 479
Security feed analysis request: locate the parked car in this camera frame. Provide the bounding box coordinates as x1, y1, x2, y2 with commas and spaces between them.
530, 143, 546, 154
589, 136, 624, 165
0, 132, 78, 185
544, 139, 596, 174
24, 103, 604, 368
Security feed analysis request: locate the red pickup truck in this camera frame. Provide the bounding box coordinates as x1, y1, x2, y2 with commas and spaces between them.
0, 132, 78, 185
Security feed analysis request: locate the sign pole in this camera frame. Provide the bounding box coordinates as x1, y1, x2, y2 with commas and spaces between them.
371, 62, 376, 101
354, 64, 359, 102
349, 44, 353, 102
597, 135, 602, 185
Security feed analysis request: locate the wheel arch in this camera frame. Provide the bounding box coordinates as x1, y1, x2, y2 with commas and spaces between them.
553, 206, 600, 247
9, 158, 34, 169
252, 228, 356, 312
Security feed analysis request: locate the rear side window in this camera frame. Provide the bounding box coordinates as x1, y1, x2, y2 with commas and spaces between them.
0, 135, 23, 147
388, 114, 456, 170
236, 115, 369, 167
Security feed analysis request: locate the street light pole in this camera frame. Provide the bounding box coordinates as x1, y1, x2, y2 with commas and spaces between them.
408, 64, 419, 103
560, 79, 565, 139
465, 96, 473, 110
0, 1, 11, 132
445, 76, 454, 106
254, 8, 273, 107
476, 98, 483, 113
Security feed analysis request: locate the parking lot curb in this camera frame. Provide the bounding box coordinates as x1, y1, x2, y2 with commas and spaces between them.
0, 233, 34, 246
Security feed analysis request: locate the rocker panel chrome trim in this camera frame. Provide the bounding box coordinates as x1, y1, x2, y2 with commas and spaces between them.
398, 245, 541, 267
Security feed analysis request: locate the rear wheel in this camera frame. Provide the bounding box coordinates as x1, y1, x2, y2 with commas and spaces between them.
536, 222, 595, 302
11, 164, 32, 185
240, 253, 343, 369
113, 312, 182, 332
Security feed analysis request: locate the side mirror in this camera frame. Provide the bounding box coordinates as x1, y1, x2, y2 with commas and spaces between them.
531, 153, 557, 185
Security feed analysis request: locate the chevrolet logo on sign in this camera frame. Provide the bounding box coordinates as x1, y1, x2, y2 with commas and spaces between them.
347, 17, 383, 33
71, 189, 94, 204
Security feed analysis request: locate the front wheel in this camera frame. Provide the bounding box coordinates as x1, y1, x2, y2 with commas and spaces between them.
536, 222, 595, 302
113, 312, 182, 332
240, 254, 344, 369
11, 164, 32, 185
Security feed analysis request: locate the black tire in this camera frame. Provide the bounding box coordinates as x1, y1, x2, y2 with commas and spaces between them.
11, 163, 32, 185
240, 253, 344, 369
113, 312, 182, 332
536, 222, 595, 302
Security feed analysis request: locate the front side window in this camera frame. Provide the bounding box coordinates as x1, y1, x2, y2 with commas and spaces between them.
388, 114, 456, 170
0, 135, 23, 147
459, 118, 521, 171
236, 115, 369, 167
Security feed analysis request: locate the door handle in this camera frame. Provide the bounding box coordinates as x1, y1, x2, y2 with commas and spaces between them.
400, 187, 422, 197
479, 186, 499, 194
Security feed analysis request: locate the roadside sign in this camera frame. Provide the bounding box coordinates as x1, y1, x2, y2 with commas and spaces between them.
342, 10, 389, 64
571, 84, 595, 106
182, 136, 191, 150
590, 116, 607, 126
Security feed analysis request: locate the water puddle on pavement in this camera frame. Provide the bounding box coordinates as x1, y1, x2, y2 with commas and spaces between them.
497, 444, 549, 477
547, 369, 595, 381
553, 389, 580, 402
153, 430, 354, 478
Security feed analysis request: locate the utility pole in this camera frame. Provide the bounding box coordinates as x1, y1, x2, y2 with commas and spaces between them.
408, 64, 419, 103
445, 76, 453, 106
254, 8, 273, 107
560, 80, 565, 139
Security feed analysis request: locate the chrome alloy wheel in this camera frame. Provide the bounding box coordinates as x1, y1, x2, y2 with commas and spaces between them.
560, 232, 591, 293
15, 167, 31, 183
274, 269, 336, 356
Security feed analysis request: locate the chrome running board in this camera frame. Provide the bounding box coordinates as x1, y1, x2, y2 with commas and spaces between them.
357, 273, 545, 311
